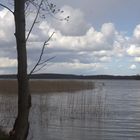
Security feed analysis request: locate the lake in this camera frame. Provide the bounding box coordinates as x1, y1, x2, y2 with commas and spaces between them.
0, 80, 140, 140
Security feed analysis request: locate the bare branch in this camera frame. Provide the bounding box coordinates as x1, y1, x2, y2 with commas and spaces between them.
31, 63, 47, 74
29, 32, 55, 76
26, 0, 44, 42
29, 41, 46, 76
44, 1, 65, 21
0, 3, 14, 14
24, 1, 68, 76
28, 0, 69, 21
39, 56, 55, 65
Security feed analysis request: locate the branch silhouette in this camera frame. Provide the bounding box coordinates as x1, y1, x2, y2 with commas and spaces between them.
26, 0, 44, 42
0, 3, 14, 14
29, 32, 55, 76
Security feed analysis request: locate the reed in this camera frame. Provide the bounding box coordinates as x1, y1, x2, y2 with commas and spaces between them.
0, 80, 94, 94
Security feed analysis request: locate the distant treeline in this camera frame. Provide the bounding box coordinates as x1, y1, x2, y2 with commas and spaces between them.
0, 73, 140, 80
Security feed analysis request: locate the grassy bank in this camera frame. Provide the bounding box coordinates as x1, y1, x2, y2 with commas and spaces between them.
0, 79, 94, 94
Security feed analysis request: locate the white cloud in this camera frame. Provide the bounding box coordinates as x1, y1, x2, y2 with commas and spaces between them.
133, 24, 140, 40
99, 56, 111, 62
0, 57, 17, 67
101, 23, 116, 40
134, 57, 140, 62
47, 25, 123, 52
127, 45, 140, 56
1, 5, 140, 75
0, 9, 14, 43
129, 64, 136, 70
127, 25, 140, 64
26, 6, 127, 59
44, 62, 103, 74
52, 5, 90, 36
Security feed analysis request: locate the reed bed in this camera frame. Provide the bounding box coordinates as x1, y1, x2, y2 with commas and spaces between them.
0, 80, 94, 94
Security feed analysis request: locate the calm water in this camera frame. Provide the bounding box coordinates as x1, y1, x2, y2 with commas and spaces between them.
0, 80, 140, 140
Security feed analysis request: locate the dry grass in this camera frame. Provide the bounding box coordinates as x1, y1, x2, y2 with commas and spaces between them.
0, 80, 18, 94
0, 80, 94, 94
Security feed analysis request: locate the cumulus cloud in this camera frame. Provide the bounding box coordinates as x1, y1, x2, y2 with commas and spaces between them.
0, 57, 17, 67
43, 24, 126, 55
42, 62, 103, 74
127, 45, 140, 56
101, 23, 116, 42
51, 5, 91, 36
134, 57, 140, 62
99, 56, 111, 62
126, 25, 140, 64
133, 25, 140, 41
129, 64, 136, 70
0, 5, 140, 75
0, 9, 15, 45
48, 27, 109, 51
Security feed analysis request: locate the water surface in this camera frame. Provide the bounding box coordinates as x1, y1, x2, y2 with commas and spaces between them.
0, 80, 140, 140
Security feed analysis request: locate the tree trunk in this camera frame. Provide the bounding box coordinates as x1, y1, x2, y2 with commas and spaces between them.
10, 0, 31, 140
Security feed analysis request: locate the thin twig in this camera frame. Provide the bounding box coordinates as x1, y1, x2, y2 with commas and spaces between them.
26, 0, 44, 42
29, 32, 55, 76
44, 1, 63, 21
29, 41, 46, 76
31, 63, 47, 74
38, 56, 55, 65
0, 3, 14, 14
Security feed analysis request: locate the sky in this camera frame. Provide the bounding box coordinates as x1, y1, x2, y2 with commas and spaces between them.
0, 0, 140, 75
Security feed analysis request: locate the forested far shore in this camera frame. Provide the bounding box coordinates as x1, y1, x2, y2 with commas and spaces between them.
0, 74, 140, 80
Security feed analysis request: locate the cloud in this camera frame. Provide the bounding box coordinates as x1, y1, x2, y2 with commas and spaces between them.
129, 64, 136, 70
0, 6, 126, 74
48, 27, 109, 51
126, 25, 140, 63
134, 57, 140, 62
133, 24, 140, 41
101, 23, 116, 40
0, 5, 140, 75
51, 5, 91, 36
45, 24, 126, 54
99, 56, 111, 62
127, 45, 140, 56
0, 9, 15, 44
0, 57, 17, 67
41, 62, 103, 74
